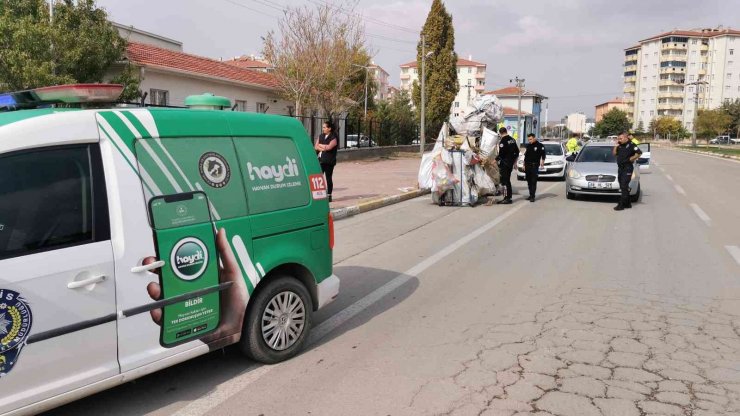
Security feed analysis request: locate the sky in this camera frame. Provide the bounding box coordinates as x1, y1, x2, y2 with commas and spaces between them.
97, 0, 737, 121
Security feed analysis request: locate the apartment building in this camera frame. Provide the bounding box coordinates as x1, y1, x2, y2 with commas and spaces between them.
399, 56, 486, 116
368, 64, 391, 102
624, 27, 740, 131
595, 97, 628, 122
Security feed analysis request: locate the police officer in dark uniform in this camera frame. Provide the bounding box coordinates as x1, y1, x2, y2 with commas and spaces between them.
612, 131, 642, 211
495, 127, 520, 204
523, 133, 546, 202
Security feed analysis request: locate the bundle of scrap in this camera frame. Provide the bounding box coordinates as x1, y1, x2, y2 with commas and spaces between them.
417, 94, 505, 206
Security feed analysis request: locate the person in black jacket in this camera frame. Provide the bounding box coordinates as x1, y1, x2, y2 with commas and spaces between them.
495, 127, 520, 204
315, 120, 338, 202
523, 133, 546, 202
612, 131, 642, 211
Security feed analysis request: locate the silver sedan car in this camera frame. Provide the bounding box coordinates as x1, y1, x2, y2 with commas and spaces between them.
565, 142, 641, 201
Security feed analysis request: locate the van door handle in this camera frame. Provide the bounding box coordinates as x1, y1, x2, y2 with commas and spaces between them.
67, 275, 106, 289
131, 260, 165, 274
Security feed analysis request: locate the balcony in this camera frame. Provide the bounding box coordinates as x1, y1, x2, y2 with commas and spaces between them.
624, 76, 637, 83
660, 67, 686, 74
658, 91, 684, 99
475, 73, 486, 79
661, 43, 687, 51
698, 68, 707, 76
624, 53, 639, 62
657, 102, 684, 111
624, 64, 637, 72
400, 73, 411, 80
658, 79, 684, 86
624, 85, 636, 93
700, 43, 709, 52
661, 53, 687, 61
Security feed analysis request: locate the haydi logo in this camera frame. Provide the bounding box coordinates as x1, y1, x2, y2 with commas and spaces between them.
170, 238, 209, 281
246, 157, 299, 183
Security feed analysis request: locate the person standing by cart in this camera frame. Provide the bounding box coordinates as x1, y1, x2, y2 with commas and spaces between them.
315, 120, 338, 202
524, 133, 546, 202
495, 127, 520, 204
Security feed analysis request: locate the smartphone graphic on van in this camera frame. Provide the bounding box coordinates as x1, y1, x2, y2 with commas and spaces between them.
148, 191, 220, 347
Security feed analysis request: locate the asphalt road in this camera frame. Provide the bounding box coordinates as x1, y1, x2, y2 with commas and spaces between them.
45, 147, 740, 416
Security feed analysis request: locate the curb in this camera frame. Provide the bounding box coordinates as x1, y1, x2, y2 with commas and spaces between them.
331, 188, 431, 221
662, 145, 740, 161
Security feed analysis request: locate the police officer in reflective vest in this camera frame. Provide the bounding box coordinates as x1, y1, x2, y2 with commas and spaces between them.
612, 131, 642, 211
524, 133, 546, 202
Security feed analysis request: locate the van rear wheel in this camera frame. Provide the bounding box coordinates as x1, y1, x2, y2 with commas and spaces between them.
240, 276, 313, 364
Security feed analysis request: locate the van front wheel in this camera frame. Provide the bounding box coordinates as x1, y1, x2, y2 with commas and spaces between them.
240, 276, 313, 364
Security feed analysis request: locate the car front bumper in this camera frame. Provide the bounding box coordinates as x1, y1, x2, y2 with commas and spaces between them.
517, 165, 565, 178
566, 177, 639, 196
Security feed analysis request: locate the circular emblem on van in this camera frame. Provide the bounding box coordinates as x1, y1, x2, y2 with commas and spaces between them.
199, 152, 230, 188
170, 238, 209, 281
0, 289, 33, 377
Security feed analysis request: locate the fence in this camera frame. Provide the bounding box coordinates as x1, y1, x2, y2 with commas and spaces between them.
291, 115, 419, 150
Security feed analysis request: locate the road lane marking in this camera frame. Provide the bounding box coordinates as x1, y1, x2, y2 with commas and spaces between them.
674, 184, 686, 195
690, 203, 711, 226
172, 182, 560, 416
726, 246, 740, 266
665, 174, 673, 182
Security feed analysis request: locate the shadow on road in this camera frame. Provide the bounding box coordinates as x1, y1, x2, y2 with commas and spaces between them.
43, 266, 416, 416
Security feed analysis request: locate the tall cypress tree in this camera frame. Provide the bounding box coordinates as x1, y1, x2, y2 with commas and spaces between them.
412, 0, 458, 138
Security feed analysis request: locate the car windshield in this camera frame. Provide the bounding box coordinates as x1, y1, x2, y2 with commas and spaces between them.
544, 144, 563, 156
577, 146, 616, 163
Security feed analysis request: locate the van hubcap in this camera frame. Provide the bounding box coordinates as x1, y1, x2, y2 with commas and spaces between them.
261, 291, 305, 351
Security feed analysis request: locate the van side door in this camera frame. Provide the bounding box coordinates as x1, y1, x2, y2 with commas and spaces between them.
0, 144, 117, 414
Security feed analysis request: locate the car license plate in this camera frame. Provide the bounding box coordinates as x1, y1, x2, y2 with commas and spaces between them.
587, 182, 612, 189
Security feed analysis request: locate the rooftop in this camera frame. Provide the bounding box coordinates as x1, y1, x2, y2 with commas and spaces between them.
484, 86, 548, 99
126, 42, 279, 89
502, 107, 531, 117
640, 27, 740, 42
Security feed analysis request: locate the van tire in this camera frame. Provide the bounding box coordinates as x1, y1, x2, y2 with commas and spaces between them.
240, 276, 313, 364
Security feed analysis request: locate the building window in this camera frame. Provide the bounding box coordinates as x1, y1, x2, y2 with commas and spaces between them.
454, 102, 460, 108
477, 80, 485, 86
651, 99, 655, 104
730, 49, 734, 55
692, 39, 697, 44
641, 111, 644, 117
256, 102, 267, 113
687, 110, 693, 116
642, 88, 647, 93
728, 73, 733, 79
650, 110, 654, 116
235, 100, 247, 112
653, 64, 657, 69
467, 67, 472, 74
641, 100, 646, 104
413, 68, 417, 74
643, 76, 647, 82
467, 79, 472, 86
689, 86, 694, 92
150, 89, 169, 106
726, 85, 731, 91
690, 75, 695, 81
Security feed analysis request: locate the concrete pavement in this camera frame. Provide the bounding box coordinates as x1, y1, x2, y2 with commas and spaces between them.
45, 147, 740, 416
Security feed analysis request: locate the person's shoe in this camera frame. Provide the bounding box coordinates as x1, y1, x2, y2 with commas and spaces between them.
614, 204, 624, 211
497, 199, 513, 205
529, 196, 535, 202
625, 203, 632, 209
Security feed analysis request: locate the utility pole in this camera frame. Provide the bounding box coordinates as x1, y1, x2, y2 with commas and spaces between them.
351, 64, 371, 120
687, 77, 708, 147
511, 77, 525, 144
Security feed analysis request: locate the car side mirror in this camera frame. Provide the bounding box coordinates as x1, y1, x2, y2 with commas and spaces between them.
566, 154, 576, 162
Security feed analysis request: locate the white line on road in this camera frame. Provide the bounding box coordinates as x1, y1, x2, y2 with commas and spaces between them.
726, 246, 740, 266
172, 182, 559, 416
665, 174, 673, 182
690, 203, 711, 226
674, 184, 686, 195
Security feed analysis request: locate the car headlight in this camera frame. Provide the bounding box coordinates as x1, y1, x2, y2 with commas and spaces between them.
568, 168, 581, 179
552, 160, 565, 166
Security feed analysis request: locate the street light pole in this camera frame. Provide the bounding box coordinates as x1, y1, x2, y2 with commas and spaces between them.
420, 34, 426, 155
511, 76, 525, 144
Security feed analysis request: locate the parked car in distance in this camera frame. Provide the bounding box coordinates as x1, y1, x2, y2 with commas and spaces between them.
346, 134, 376, 148
709, 135, 731, 145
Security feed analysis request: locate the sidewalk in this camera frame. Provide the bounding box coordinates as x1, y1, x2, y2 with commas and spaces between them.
329, 154, 428, 220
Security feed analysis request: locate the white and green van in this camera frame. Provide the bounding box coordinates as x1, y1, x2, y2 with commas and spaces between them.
0, 84, 339, 415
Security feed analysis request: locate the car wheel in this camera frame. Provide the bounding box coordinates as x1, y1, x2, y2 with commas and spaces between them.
630, 185, 641, 203
240, 276, 313, 364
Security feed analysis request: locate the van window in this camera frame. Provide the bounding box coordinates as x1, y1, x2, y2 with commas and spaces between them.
234, 137, 309, 214
0, 145, 109, 260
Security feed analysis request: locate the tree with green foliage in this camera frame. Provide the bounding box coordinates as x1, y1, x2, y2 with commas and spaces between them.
695, 109, 732, 143
719, 99, 740, 138
652, 115, 684, 139
374, 90, 417, 145
592, 108, 631, 137
0, 0, 137, 98
635, 120, 645, 135
412, 0, 458, 139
